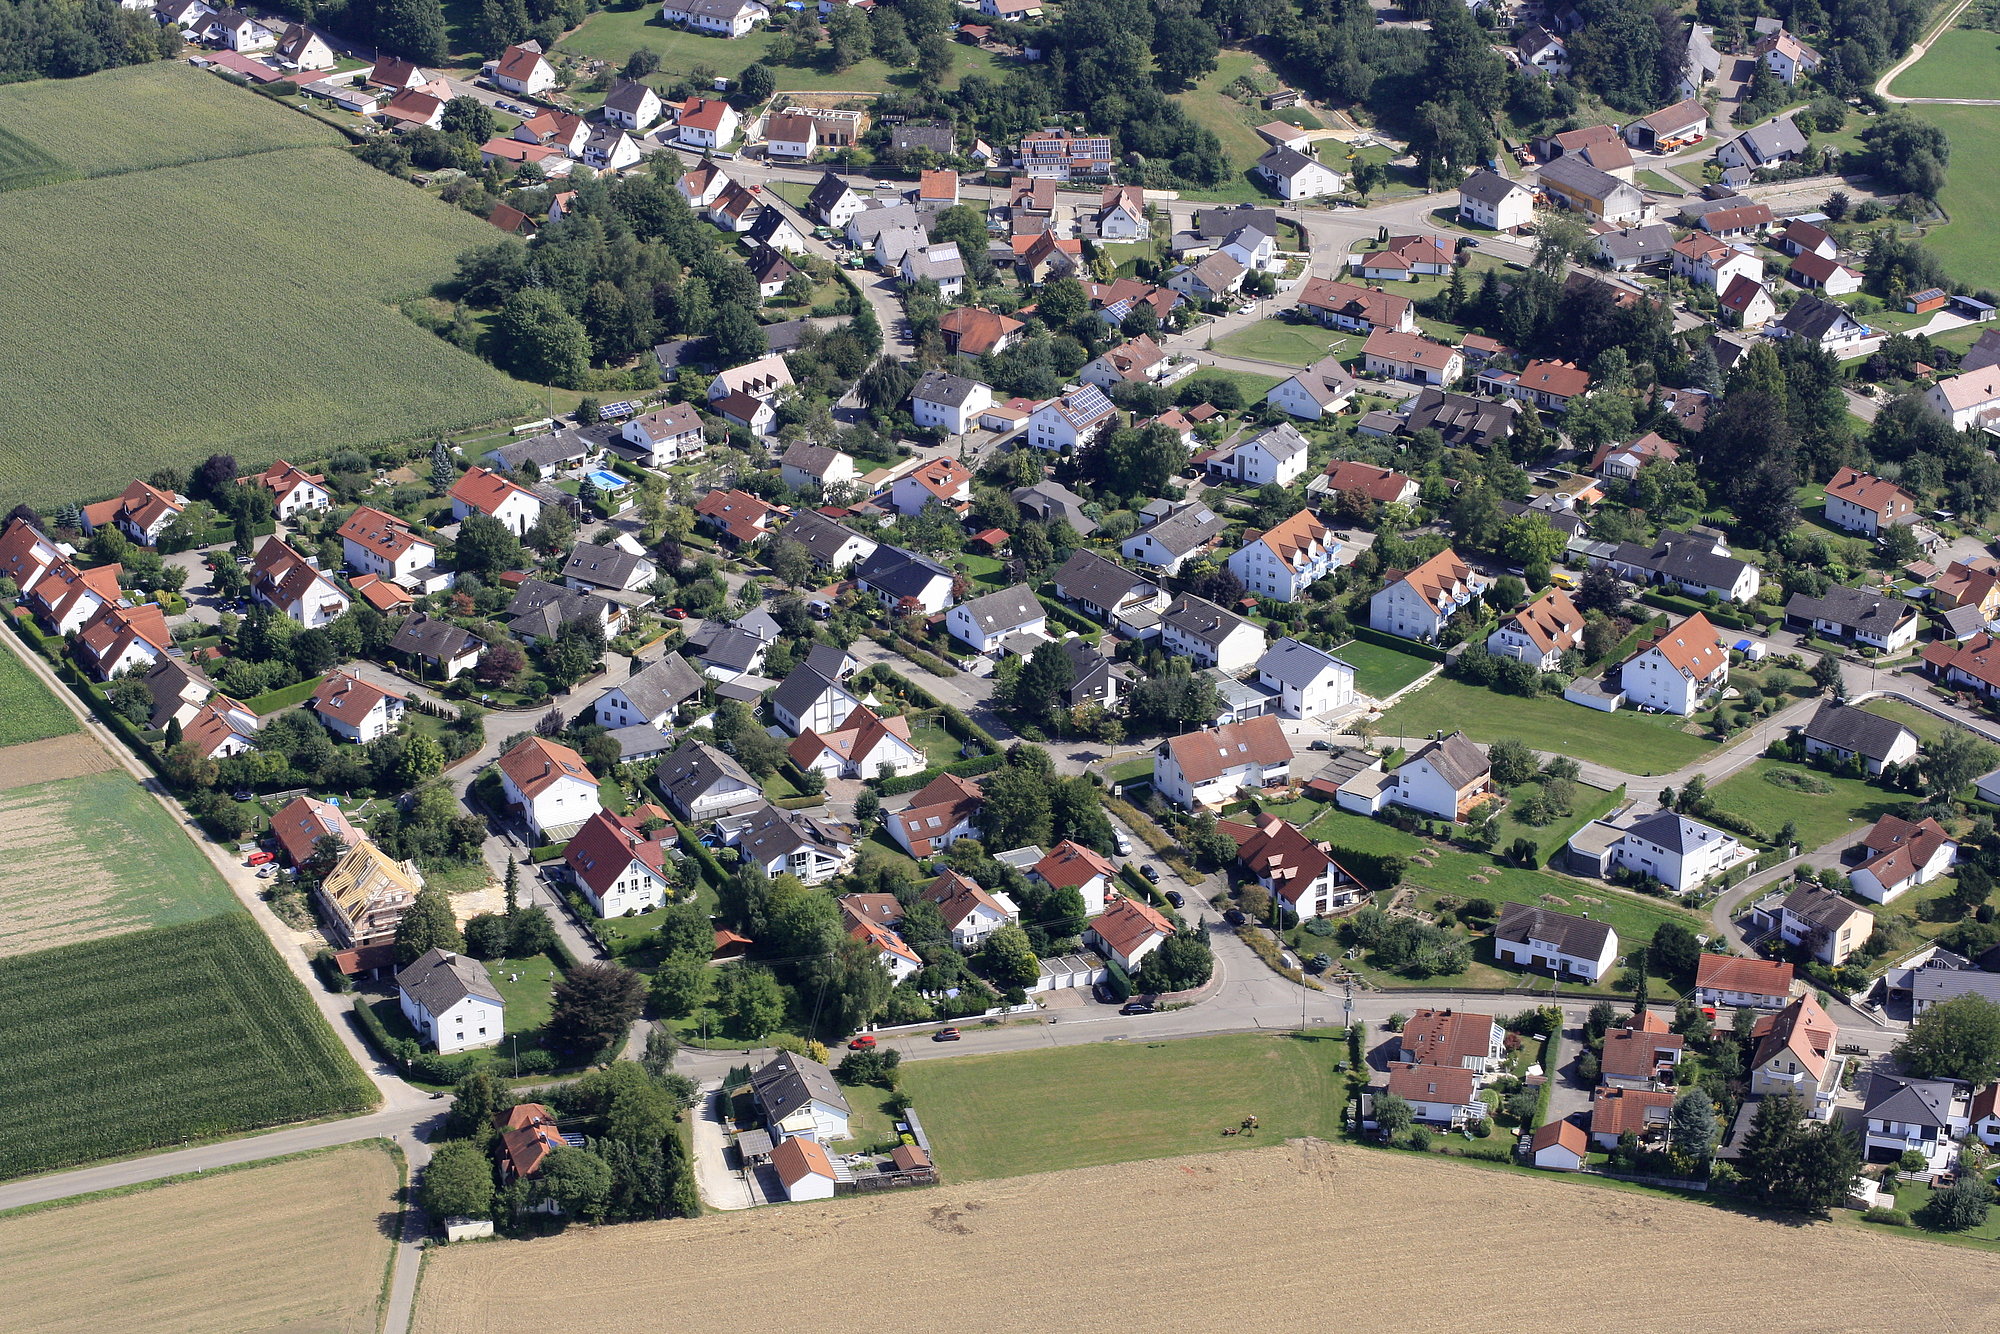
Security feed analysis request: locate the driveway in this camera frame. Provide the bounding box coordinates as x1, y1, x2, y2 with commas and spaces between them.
689, 1084, 757, 1210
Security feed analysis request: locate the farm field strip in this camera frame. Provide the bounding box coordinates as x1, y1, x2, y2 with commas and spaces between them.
0, 1142, 399, 1334
0, 914, 376, 1180
0, 643, 80, 746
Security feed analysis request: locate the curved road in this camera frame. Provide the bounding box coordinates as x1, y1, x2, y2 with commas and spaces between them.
1875, 0, 2000, 104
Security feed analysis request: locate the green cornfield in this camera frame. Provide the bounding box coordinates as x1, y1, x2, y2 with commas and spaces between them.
0, 146, 531, 509
0, 914, 379, 1179
0, 62, 342, 179
0, 125, 76, 194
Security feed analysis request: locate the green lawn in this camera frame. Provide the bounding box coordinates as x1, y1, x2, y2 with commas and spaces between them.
1861, 697, 1953, 746
1379, 678, 1717, 775
954, 552, 1009, 589
487, 952, 564, 1044
243, 673, 327, 715
1331, 638, 1437, 699
908, 720, 964, 769
1179, 368, 1284, 407
900, 1031, 1347, 1182
0, 643, 78, 747
1890, 25, 2000, 99
1212, 316, 1349, 367
1911, 104, 2000, 291
1637, 169, 1683, 193
1169, 50, 1276, 203
1487, 779, 1623, 865
0, 769, 239, 959
1706, 759, 1902, 849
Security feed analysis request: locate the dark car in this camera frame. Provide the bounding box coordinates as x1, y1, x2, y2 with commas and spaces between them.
1119, 1000, 1156, 1016
933, 1026, 961, 1041
1223, 908, 1247, 926
1140, 864, 1161, 883
1164, 889, 1184, 908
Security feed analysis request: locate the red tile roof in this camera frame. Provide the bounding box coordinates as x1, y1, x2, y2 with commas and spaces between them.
270, 794, 358, 866
1641, 611, 1725, 678
1694, 952, 1794, 999
311, 670, 403, 728
1162, 714, 1293, 785
1590, 1086, 1675, 1139
1386, 1060, 1478, 1106
1323, 461, 1414, 504
563, 808, 669, 897
1399, 1008, 1496, 1065
1086, 894, 1174, 959
499, 735, 595, 800
1825, 466, 1916, 521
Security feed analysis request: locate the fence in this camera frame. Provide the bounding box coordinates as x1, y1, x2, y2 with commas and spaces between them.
1581, 1168, 1709, 1192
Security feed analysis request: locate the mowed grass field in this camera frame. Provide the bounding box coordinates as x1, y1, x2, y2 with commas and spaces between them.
0, 1143, 400, 1334
1889, 25, 2000, 99
0, 147, 529, 508
0, 62, 341, 179
1213, 315, 1348, 366
0, 642, 78, 747
1380, 677, 1717, 774
1331, 638, 1437, 699
0, 769, 239, 958
1913, 104, 2000, 291
0, 124, 76, 192
899, 1033, 1346, 1181
1706, 758, 1904, 849
0, 914, 377, 1179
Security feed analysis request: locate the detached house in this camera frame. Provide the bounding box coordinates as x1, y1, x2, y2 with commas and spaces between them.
788, 704, 926, 780
1267, 357, 1358, 421
1694, 952, 1794, 1010
1158, 593, 1266, 673
492, 41, 555, 95
658, 739, 763, 821
1612, 810, 1749, 894
695, 488, 783, 548
1487, 587, 1585, 671
339, 506, 441, 590
1598, 528, 1760, 602
1798, 698, 1919, 774
1601, 1025, 1685, 1090
619, 403, 705, 467
561, 541, 656, 593
1052, 549, 1165, 632
1399, 1008, 1505, 1075
946, 584, 1046, 656
82, 479, 187, 547
601, 79, 663, 131
1772, 293, 1869, 353
1619, 612, 1727, 715
450, 466, 542, 536
750, 1051, 850, 1144
922, 868, 1018, 948
1922, 364, 2000, 431
1387, 1063, 1485, 1128
770, 662, 861, 736
1227, 508, 1339, 603
1671, 232, 1761, 292
1492, 903, 1617, 982
1027, 384, 1117, 454
311, 671, 405, 743
661, 0, 769, 36
398, 949, 502, 1053
1152, 714, 1294, 811
1589, 1086, 1676, 1149
1319, 460, 1419, 508
240, 459, 330, 518
1362, 329, 1463, 386
1849, 814, 1957, 903
1218, 813, 1363, 916
1085, 895, 1177, 974
1370, 548, 1487, 643
316, 840, 423, 948
249, 537, 350, 628
891, 774, 984, 860
1823, 466, 1917, 538
1032, 840, 1119, 916
910, 373, 993, 436
497, 735, 600, 843
563, 808, 674, 917
856, 546, 954, 615
1254, 638, 1355, 718
1121, 501, 1224, 576
1251, 143, 1342, 199
1456, 170, 1535, 231
1296, 278, 1417, 334
74, 602, 170, 681
1747, 993, 1842, 1106
1537, 154, 1647, 223
1754, 884, 1874, 968
1382, 731, 1492, 823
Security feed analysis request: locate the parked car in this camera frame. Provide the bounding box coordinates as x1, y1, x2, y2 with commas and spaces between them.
1119, 1000, 1155, 1016
665, 607, 687, 619
1223, 908, 1247, 926
245, 851, 276, 866
1165, 889, 1184, 908
847, 1034, 878, 1050
933, 1026, 961, 1042
1114, 831, 1132, 856
1140, 864, 1161, 883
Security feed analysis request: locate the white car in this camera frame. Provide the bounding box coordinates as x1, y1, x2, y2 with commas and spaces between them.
1114, 831, 1132, 856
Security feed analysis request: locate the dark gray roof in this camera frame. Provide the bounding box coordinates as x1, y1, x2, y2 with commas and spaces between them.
1778, 293, 1861, 341
749, 1050, 851, 1121
1457, 168, 1528, 206
734, 801, 850, 865
1240, 421, 1308, 463
396, 948, 501, 1015
1736, 117, 1808, 164
1160, 593, 1252, 648
1011, 481, 1096, 535
1911, 968, 2000, 1008
602, 80, 654, 113
953, 583, 1043, 635
1054, 549, 1156, 611
1494, 901, 1615, 958
847, 200, 922, 241
561, 541, 651, 590
486, 428, 592, 473
1538, 153, 1634, 202
605, 722, 674, 760
1256, 637, 1353, 689
914, 369, 985, 408
504, 578, 612, 639
141, 656, 215, 730
806, 169, 857, 217
1406, 730, 1488, 790
803, 643, 855, 679
1616, 529, 1753, 592
1621, 809, 1730, 853
1059, 636, 1122, 704
890, 121, 954, 154
1862, 1071, 1960, 1127
746, 209, 801, 247
391, 612, 482, 662
1134, 501, 1222, 559
781, 440, 847, 478
1403, 388, 1519, 448
778, 508, 874, 565
1497, 499, 1588, 538
1595, 223, 1675, 265
1786, 586, 1915, 640
748, 245, 798, 284
1777, 880, 1866, 934
1255, 144, 1319, 180
611, 652, 703, 719
692, 624, 766, 673
657, 738, 759, 813
771, 663, 849, 722
1942, 603, 1989, 637
1679, 193, 1756, 220
856, 545, 952, 600
1194, 205, 1278, 239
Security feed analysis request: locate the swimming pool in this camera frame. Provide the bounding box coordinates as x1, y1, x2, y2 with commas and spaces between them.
585, 469, 628, 491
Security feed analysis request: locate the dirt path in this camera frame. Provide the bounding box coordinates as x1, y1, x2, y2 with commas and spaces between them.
0, 730, 114, 790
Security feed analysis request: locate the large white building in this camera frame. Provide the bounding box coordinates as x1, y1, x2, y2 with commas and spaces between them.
1619, 612, 1727, 715
1370, 547, 1486, 642
1611, 810, 1749, 893
1491, 903, 1618, 982
496, 736, 600, 843
1253, 638, 1355, 719
1151, 715, 1294, 811
397, 949, 503, 1054
1227, 508, 1340, 603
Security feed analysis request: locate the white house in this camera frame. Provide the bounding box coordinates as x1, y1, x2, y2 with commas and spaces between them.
922, 867, 1017, 949
1096, 183, 1149, 239
910, 371, 994, 435
787, 704, 926, 780
593, 653, 704, 730
1863, 1073, 1969, 1173
1219, 814, 1363, 917
1398, 1007, 1505, 1075
240, 458, 331, 519
674, 96, 739, 148
273, 22, 335, 68
661, 0, 769, 36
1369, 547, 1487, 642
1121, 501, 1225, 576
1026, 384, 1117, 454
620, 403, 705, 466
583, 128, 642, 172
1922, 364, 2000, 432
1031, 841, 1119, 917
497, 735, 600, 843
492, 42, 556, 96
1152, 715, 1293, 811
448, 465, 543, 536
805, 170, 866, 228
1387, 1063, 1485, 1128
1799, 699, 1919, 775
338, 506, 438, 587
1492, 903, 1618, 982
1530, 1119, 1589, 1171
780, 441, 859, 494
310, 671, 406, 743
1159, 593, 1266, 674
889, 457, 973, 517
1254, 638, 1355, 719
1457, 169, 1535, 231
1361, 329, 1463, 385
891, 777, 985, 861
750, 1051, 850, 1143
1084, 896, 1176, 973
563, 809, 673, 917
1486, 587, 1585, 671
1822, 466, 1917, 538
1205, 422, 1309, 487
946, 584, 1046, 656
1385, 731, 1491, 822
770, 663, 861, 736
82, 479, 186, 547
657, 739, 765, 821
708, 352, 793, 405
1849, 815, 1958, 903
1670, 233, 1761, 292
601, 79, 664, 131
397, 949, 503, 1053
1619, 612, 1727, 715
1266, 357, 1357, 421
249, 537, 350, 629
1227, 508, 1340, 603
1251, 144, 1343, 200
770, 1135, 838, 1202
1755, 27, 1821, 83
1612, 810, 1750, 893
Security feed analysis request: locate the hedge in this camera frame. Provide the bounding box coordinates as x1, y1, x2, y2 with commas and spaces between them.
1036, 594, 1101, 638
1638, 591, 1757, 631
1102, 958, 1135, 1000
352, 995, 413, 1068
935, 701, 1001, 755
1323, 843, 1408, 890
1344, 624, 1448, 662
873, 752, 1004, 796
669, 813, 730, 891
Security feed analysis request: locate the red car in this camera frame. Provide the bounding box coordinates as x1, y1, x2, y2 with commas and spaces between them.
665, 608, 687, 620
848, 1034, 878, 1050
246, 851, 277, 866
933, 1027, 961, 1042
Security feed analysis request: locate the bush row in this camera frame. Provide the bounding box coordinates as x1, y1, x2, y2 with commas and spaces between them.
872, 751, 1006, 796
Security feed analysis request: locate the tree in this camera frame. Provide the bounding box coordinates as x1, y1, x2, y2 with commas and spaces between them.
440, 95, 495, 142
979, 924, 1041, 988
1922, 729, 1998, 801
454, 512, 522, 578
837, 1047, 902, 1087
1575, 562, 1625, 616
1137, 931, 1214, 992
1012, 640, 1076, 721
1736, 1091, 1862, 1212
800, 935, 892, 1037
767, 538, 812, 589
710, 304, 768, 365
738, 62, 776, 103
423, 1139, 497, 1219
394, 886, 463, 963
494, 288, 590, 388
1811, 651, 1843, 697
1895, 994, 2000, 1085
464, 912, 512, 958
1923, 1177, 1994, 1231
649, 951, 712, 1018
716, 963, 788, 1038
370, 0, 448, 62
399, 730, 446, 786
549, 961, 648, 1062
1648, 922, 1702, 979
538, 1145, 615, 1222
1374, 1092, 1414, 1141
1486, 738, 1537, 788
447, 1070, 511, 1144
1669, 1088, 1717, 1163
474, 641, 527, 688
430, 440, 456, 497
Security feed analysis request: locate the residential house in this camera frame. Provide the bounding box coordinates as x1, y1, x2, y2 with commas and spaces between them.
939, 306, 1024, 358
1084, 895, 1177, 974
770, 1135, 837, 1202
1399, 1007, 1505, 1075
1399, 387, 1521, 450
842, 902, 923, 983
82, 479, 187, 547
1754, 27, 1821, 83
1218, 813, 1363, 916
1353, 234, 1453, 282
1693, 952, 1794, 1011
593, 652, 702, 731
1922, 364, 2000, 431
601, 79, 663, 131
180, 693, 259, 761
1266, 357, 1358, 421
1934, 561, 2000, 619
1362, 329, 1463, 386
364, 55, 435, 90
561, 541, 656, 593
788, 704, 926, 780
448, 465, 542, 536
200, 8, 276, 50
1153, 714, 1294, 811
675, 160, 733, 208
721, 803, 855, 883
1771, 292, 1869, 352
496, 735, 600, 843
1296, 277, 1417, 334
390, 613, 484, 679
921, 867, 1018, 948
909, 372, 994, 436
71, 600, 170, 681
946, 584, 1046, 656
1382, 731, 1492, 822
1121, 501, 1224, 576
1456, 169, 1535, 231
338, 506, 440, 589
708, 352, 793, 405
1787, 250, 1862, 295
660, 0, 769, 36
1600, 1025, 1685, 1089
901, 242, 966, 297
1612, 809, 1748, 894
1597, 528, 1761, 602
1537, 154, 1647, 223
1622, 98, 1707, 149
504, 578, 625, 644
1755, 883, 1874, 968
310, 671, 405, 743
1013, 481, 1098, 536
1254, 638, 1355, 719
1504, 358, 1593, 413
1251, 144, 1342, 199
749, 1051, 850, 1143
1016, 130, 1113, 180
563, 809, 673, 917
314, 839, 423, 947
657, 739, 763, 820
23, 557, 122, 637
890, 774, 984, 860
1862, 1072, 1968, 1171
805, 169, 865, 227
770, 662, 861, 736
855, 546, 955, 615
1492, 903, 1618, 982
1026, 384, 1117, 454
138, 657, 220, 736
1057, 637, 1132, 712
492, 41, 555, 95
249, 537, 350, 628
694, 488, 783, 548
1079, 335, 1170, 393
618, 403, 705, 467
1095, 183, 1149, 238
1032, 840, 1119, 917
1482, 586, 1584, 671
1670, 232, 1761, 292
1923, 630, 2000, 700
1052, 549, 1164, 631
1158, 593, 1266, 673
239, 458, 330, 518
1912, 969, 2000, 1016
398, 949, 502, 1053
1530, 1119, 1590, 1170
1746, 993, 1841, 1106
0, 516, 61, 602
1798, 698, 1919, 774
1319, 460, 1419, 508
1594, 223, 1676, 271
1849, 815, 1957, 903
1227, 508, 1339, 603
1718, 275, 1777, 328
1592, 432, 1679, 480
1370, 547, 1487, 642
1166, 251, 1246, 304
1822, 466, 1918, 538
1589, 1086, 1676, 1150
1619, 612, 1727, 715
1387, 1063, 1485, 1127
273, 22, 335, 68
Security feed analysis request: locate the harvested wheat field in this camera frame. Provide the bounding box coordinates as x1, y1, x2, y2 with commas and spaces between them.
0, 1142, 399, 1333
416, 1141, 1998, 1334
0, 730, 114, 791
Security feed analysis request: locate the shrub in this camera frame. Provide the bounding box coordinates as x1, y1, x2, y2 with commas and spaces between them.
1408, 1126, 1433, 1152
1863, 1207, 1910, 1226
